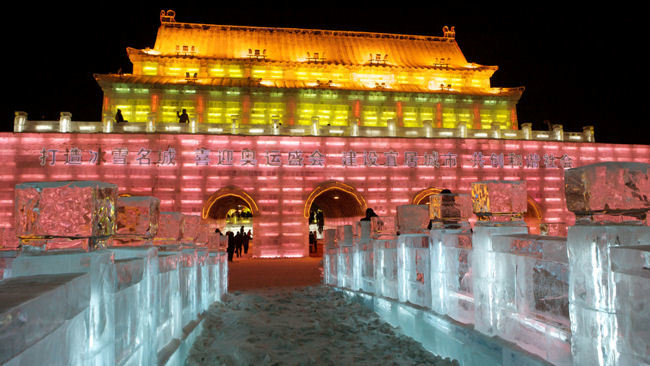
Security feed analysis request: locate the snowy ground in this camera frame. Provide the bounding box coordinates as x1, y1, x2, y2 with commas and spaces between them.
185, 286, 458, 366
185, 257, 458, 365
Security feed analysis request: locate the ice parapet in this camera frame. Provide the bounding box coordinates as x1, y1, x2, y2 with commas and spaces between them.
15, 181, 117, 238
565, 162, 650, 221
154, 212, 184, 246
396, 205, 429, 234
429, 193, 472, 228
116, 196, 160, 237
471, 180, 527, 221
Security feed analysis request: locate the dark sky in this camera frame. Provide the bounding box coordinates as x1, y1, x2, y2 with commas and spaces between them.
3, 3, 647, 145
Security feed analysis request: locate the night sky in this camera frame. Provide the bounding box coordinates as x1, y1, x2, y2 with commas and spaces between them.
3, 3, 646, 145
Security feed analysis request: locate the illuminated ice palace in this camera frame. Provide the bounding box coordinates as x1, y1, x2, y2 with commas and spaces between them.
1, 10, 649, 366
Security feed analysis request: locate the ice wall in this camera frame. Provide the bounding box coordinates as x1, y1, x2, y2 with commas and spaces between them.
2, 181, 227, 365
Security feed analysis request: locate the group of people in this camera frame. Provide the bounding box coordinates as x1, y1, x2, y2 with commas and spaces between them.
216, 226, 252, 262
114, 108, 190, 124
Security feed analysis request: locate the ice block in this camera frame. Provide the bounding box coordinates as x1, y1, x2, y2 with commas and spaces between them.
15, 181, 117, 239
154, 212, 184, 246
1, 227, 18, 250
565, 162, 650, 222
116, 196, 160, 237
470, 180, 527, 221
396, 205, 429, 234
429, 193, 472, 228
182, 215, 202, 244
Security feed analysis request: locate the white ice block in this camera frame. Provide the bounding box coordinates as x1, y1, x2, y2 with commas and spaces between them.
440, 230, 474, 324
398, 234, 430, 307
429, 193, 472, 228
182, 215, 202, 244
375, 236, 398, 300
180, 249, 198, 328
157, 253, 181, 354
15, 180, 118, 239
0, 273, 90, 364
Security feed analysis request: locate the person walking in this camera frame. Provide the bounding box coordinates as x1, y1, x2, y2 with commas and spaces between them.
226, 231, 235, 262
244, 229, 251, 254
235, 230, 243, 257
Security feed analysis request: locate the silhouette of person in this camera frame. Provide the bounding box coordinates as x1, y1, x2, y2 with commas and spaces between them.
115, 109, 126, 123
312, 231, 318, 254
226, 231, 235, 262
244, 229, 251, 254
177, 108, 189, 123
360, 208, 378, 222
234, 230, 243, 257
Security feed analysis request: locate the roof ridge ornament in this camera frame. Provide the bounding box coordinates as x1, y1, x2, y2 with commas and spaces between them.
442, 26, 456, 39
160, 10, 176, 24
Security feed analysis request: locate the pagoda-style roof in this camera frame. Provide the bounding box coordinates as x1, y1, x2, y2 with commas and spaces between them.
149, 21, 477, 69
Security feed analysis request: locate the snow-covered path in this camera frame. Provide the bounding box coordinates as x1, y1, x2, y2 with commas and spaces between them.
185, 286, 458, 366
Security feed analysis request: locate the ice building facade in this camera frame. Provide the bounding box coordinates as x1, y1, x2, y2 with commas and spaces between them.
2, 10, 650, 258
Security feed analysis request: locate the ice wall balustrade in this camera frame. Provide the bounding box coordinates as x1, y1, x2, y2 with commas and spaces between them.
13, 112, 595, 142
1, 180, 228, 365
323, 165, 650, 366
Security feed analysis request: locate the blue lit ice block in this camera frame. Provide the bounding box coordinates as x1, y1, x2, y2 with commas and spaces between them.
0, 273, 90, 365
610, 245, 650, 365
10, 251, 116, 364
491, 234, 571, 365
337, 225, 354, 289
375, 235, 398, 300
180, 249, 198, 328
323, 229, 337, 286
356, 221, 374, 293
441, 230, 475, 324
397, 234, 430, 308
156, 253, 182, 355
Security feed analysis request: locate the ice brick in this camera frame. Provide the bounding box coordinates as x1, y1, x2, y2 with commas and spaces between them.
1, 227, 18, 250
375, 236, 398, 299
182, 215, 202, 244
470, 180, 527, 221
15, 180, 117, 238
565, 162, 650, 221
336, 225, 354, 245
195, 224, 210, 246
116, 196, 160, 237
398, 234, 430, 307
429, 193, 472, 227
396, 205, 429, 234
154, 212, 184, 245
0, 273, 90, 364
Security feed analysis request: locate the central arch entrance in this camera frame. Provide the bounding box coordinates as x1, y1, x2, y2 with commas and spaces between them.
202, 186, 259, 253
304, 181, 366, 256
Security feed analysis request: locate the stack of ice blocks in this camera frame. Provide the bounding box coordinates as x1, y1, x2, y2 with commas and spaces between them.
14, 181, 118, 250
355, 220, 374, 293
323, 228, 337, 286
470, 181, 528, 336
336, 225, 354, 289
565, 162, 650, 365
113, 196, 160, 247
490, 233, 571, 364
154, 212, 184, 247
395, 204, 430, 306
428, 193, 473, 320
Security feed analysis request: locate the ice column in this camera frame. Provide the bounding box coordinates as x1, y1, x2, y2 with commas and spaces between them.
565, 162, 650, 365
323, 229, 337, 286
355, 220, 373, 293
15, 181, 118, 250
428, 193, 473, 317
337, 225, 354, 289
395, 204, 430, 306
470, 180, 528, 336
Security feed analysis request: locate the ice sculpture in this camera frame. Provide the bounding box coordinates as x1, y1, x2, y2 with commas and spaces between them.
565, 162, 650, 222
470, 180, 528, 336
15, 181, 118, 250
565, 162, 650, 365
154, 212, 184, 246
396, 205, 429, 234
113, 196, 159, 247
470, 180, 527, 221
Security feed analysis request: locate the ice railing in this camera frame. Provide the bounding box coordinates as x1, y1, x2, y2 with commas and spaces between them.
324, 164, 650, 366
14, 112, 595, 142
1, 181, 228, 365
